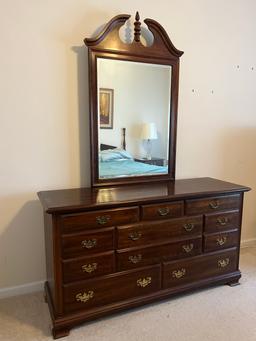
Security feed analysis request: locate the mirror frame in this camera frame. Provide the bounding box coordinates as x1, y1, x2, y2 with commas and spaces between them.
84, 12, 183, 187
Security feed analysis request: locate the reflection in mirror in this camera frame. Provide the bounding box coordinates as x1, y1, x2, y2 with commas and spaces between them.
97, 58, 172, 179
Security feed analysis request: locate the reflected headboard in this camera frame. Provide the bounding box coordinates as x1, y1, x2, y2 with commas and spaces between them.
100, 128, 126, 151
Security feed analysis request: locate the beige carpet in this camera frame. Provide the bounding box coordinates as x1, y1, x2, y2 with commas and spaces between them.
0, 247, 256, 341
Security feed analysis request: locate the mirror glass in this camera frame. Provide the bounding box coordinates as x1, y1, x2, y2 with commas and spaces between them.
97, 58, 172, 179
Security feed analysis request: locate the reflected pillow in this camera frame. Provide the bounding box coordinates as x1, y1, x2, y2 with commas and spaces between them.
100, 148, 133, 162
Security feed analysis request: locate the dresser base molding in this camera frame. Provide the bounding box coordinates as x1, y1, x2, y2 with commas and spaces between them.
45, 271, 241, 339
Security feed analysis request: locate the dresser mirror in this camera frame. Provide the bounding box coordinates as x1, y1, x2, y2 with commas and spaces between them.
84, 12, 183, 187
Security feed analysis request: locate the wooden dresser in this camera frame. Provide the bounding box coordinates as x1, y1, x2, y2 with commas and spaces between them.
38, 177, 250, 338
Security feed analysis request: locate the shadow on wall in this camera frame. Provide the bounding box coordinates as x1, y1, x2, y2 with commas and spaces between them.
72, 45, 90, 187
218, 127, 256, 241
0, 198, 46, 289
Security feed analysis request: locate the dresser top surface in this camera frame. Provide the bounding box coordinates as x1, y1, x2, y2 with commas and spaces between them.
38, 177, 250, 214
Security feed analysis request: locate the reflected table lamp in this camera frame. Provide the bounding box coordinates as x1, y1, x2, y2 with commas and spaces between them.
140, 123, 158, 160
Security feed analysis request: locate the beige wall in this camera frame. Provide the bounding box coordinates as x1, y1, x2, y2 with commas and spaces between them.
0, 0, 255, 290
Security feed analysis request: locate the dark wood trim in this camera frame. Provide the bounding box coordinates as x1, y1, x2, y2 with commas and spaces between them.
84, 12, 183, 187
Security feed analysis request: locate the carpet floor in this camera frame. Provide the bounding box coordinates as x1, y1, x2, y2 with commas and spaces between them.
0, 247, 256, 341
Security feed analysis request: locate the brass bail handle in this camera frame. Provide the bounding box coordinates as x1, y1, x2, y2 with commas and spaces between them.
158, 207, 170, 216
209, 200, 220, 209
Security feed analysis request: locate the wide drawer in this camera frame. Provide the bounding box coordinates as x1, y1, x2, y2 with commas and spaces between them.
141, 201, 184, 221
63, 265, 161, 313
117, 237, 202, 271
204, 210, 240, 233
62, 227, 114, 258
204, 230, 239, 252
185, 194, 241, 215
62, 251, 115, 283
117, 216, 203, 249
60, 207, 139, 233
163, 248, 238, 289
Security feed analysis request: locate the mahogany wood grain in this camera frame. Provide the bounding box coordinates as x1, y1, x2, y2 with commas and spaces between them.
46, 271, 242, 339
141, 201, 184, 221
203, 230, 239, 252
63, 265, 161, 313
117, 238, 202, 271
60, 207, 139, 233
37, 178, 250, 214
163, 248, 238, 289
62, 251, 115, 283
204, 210, 240, 233
61, 228, 114, 259
185, 194, 241, 215
117, 215, 203, 249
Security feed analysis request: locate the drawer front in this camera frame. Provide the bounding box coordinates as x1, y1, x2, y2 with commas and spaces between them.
62, 228, 114, 258
204, 210, 240, 233
141, 201, 184, 221
163, 248, 238, 289
117, 216, 203, 249
204, 230, 239, 252
60, 207, 139, 233
117, 238, 202, 271
62, 251, 115, 283
63, 265, 161, 313
186, 194, 241, 215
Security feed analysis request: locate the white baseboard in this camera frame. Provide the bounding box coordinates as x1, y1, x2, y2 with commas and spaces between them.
241, 238, 256, 249
0, 280, 44, 299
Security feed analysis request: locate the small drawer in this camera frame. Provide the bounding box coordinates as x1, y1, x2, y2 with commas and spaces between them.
186, 194, 241, 215
141, 201, 184, 221
62, 227, 114, 258
204, 210, 240, 233
163, 248, 238, 289
62, 251, 115, 283
117, 216, 203, 249
60, 207, 139, 233
63, 265, 161, 313
117, 237, 202, 271
204, 230, 239, 252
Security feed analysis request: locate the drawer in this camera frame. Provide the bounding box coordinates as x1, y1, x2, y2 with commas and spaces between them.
117, 237, 202, 271
204, 210, 240, 233
186, 194, 241, 215
163, 248, 238, 289
63, 265, 161, 313
141, 201, 184, 221
62, 251, 115, 283
117, 216, 203, 249
62, 227, 114, 258
60, 207, 139, 233
204, 230, 239, 252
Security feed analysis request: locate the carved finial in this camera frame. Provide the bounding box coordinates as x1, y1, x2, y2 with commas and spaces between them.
134, 11, 141, 42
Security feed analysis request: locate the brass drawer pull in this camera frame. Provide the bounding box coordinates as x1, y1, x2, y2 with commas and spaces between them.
81, 239, 97, 249
209, 200, 220, 209
183, 223, 195, 232
217, 217, 229, 226
157, 207, 170, 216
216, 236, 227, 246
76, 291, 94, 303
129, 254, 142, 264
137, 277, 152, 287
82, 263, 98, 273
96, 215, 110, 225
129, 231, 142, 241
218, 258, 230, 268
182, 243, 194, 253
172, 268, 186, 279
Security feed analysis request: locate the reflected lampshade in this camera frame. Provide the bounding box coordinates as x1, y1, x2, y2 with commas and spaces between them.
140, 123, 158, 140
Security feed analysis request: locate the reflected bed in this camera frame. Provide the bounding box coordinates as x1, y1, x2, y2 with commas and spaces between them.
99, 147, 167, 178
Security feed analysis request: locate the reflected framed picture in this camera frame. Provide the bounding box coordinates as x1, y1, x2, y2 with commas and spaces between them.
99, 88, 114, 129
